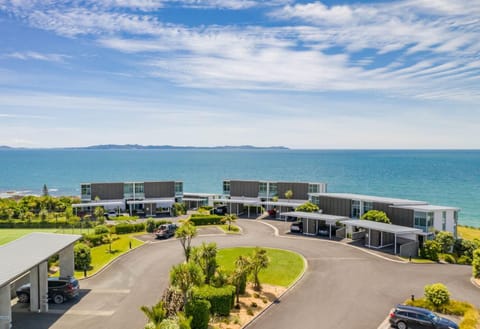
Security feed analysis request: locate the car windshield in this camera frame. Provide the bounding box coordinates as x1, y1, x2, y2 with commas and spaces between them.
428, 313, 440, 322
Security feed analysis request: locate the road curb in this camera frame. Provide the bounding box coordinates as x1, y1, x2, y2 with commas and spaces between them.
242, 251, 308, 328
470, 277, 480, 289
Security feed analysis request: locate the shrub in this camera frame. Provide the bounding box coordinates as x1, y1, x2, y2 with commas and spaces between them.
435, 231, 455, 253
472, 248, 480, 278
442, 254, 456, 264
189, 215, 224, 226
420, 240, 441, 261
82, 233, 106, 247
185, 299, 210, 329
424, 283, 450, 307
460, 308, 478, 329
94, 225, 110, 235
246, 308, 254, 316
454, 239, 478, 260
457, 255, 472, 265
192, 285, 235, 316
161, 287, 184, 318
74, 243, 91, 270
172, 203, 187, 216
114, 222, 145, 234
295, 202, 319, 213
146, 219, 156, 233
361, 210, 391, 224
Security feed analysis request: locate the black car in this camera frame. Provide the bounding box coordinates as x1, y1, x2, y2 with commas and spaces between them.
16, 276, 80, 304
290, 221, 303, 233
154, 223, 177, 239
213, 206, 228, 215
389, 305, 458, 329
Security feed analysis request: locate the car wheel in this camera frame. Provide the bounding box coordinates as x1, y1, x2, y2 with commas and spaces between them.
53, 294, 65, 304
396, 321, 408, 329
17, 293, 30, 303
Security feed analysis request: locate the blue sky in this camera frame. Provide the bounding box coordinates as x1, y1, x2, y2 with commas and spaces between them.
0, 0, 479, 149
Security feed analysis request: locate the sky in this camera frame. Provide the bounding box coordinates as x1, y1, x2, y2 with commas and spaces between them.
0, 0, 479, 149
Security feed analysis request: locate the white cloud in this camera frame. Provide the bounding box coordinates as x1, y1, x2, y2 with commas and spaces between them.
5, 51, 69, 62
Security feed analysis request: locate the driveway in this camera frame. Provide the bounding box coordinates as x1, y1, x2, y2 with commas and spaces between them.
11, 219, 479, 329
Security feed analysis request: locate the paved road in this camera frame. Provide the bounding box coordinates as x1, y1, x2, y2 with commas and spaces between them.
12, 219, 479, 329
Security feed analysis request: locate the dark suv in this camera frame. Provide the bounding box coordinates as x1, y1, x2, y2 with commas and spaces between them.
389, 305, 458, 329
16, 276, 80, 304
154, 223, 177, 239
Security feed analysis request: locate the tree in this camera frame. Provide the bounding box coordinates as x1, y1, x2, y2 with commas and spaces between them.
94, 206, 105, 223
42, 184, 49, 197
222, 213, 237, 231
435, 231, 455, 253
74, 243, 91, 271
295, 202, 319, 213
250, 247, 270, 291
175, 221, 197, 261
231, 255, 251, 304
424, 283, 450, 308
361, 210, 391, 223
170, 262, 204, 305
39, 208, 49, 222
141, 301, 167, 328
420, 240, 441, 261
191, 242, 217, 284
284, 189, 293, 200
472, 248, 480, 278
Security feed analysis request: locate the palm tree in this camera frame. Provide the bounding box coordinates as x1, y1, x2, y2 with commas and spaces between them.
140, 301, 167, 327
223, 213, 237, 231
170, 262, 204, 306
175, 220, 197, 261
251, 247, 270, 291
191, 242, 217, 284
232, 255, 252, 303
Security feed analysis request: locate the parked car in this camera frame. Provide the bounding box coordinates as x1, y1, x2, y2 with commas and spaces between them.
290, 221, 303, 233
154, 223, 177, 239
16, 276, 80, 305
104, 210, 118, 219
389, 304, 458, 329
213, 206, 228, 215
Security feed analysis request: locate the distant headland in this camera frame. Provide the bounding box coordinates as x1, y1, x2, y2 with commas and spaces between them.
0, 144, 289, 150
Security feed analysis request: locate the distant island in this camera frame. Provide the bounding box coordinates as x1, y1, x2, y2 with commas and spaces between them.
0, 144, 289, 150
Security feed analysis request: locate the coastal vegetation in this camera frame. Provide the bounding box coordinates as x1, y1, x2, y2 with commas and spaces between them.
361, 210, 391, 224
295, 201, 319, 212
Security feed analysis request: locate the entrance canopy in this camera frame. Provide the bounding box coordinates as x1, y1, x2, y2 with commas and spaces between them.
280, 211, 349, 224
126, 198, 175, 207
0, 233, 81, 289
262, 200, 304, 208
342, 219, 422, 235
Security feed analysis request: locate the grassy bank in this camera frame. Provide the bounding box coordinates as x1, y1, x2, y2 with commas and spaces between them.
458, 226, 480, 241
216, 247, 305, 287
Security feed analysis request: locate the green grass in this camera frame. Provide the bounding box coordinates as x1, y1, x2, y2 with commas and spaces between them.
75, 234, 144, 277
400, 256, 435, 264
458, 226, 480, 242
0, 228, 91, 246
218, 224, 240, 234
216, 247, 305, 287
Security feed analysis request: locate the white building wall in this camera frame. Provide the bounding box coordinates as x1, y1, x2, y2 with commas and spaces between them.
433, 210, 457, 235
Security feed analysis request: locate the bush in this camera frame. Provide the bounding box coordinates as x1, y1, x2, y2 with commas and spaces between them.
189, 215, 224, 226
146, 219, 156, 233
454, 239, 479, 260
435, 231, 455, 253
460, 308, 479, 329
94, 225, 110, 235
361, 210, 391, 224
295, 202, 319, 213
424, 283, 450, 307
185, 299, 210, 329
192, 285, 235, 316
457, 255, 472, 265
172, 203, 187, 216
442, 254, 456, 264
114, 222, 145, 234
420, 240, 441, 261
472, 248, 480, 278
82, 233, 107, 247
74, 243, 91, 270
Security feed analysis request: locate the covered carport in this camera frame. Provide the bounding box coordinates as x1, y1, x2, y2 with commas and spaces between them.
0, 233, 81, 329
72, 200, 124, 215
214, 197, 261, 217
342, 219, 421, 255
280, 211, 349, 239
126, 198, 175, 216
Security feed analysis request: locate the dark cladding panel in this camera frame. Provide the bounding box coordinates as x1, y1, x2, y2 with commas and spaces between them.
230, 180, 259, 198
277, 182, 309, 200
91, 183, 124, 200
144, 181, 175, 198
372, 202, 390, 214
317, 196, 351, 217
389, 207, 414, 227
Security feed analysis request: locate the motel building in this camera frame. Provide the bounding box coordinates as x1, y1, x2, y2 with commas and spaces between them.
73, 181, 184, 217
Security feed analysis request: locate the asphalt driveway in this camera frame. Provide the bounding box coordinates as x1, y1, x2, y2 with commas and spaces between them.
11, 219, 480, 329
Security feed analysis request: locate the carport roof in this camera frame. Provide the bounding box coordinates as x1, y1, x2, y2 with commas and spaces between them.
342, 219, 422, 234
126, 198, 175, 205
281, 211, 350, 224
72, 200, 124, 208
0, 233, 81, 288
215, 197, 260, 205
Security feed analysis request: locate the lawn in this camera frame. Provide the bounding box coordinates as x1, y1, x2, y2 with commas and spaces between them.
0, 228, 91, 246
216, 247, 305, 287
457, 226, 480, 241
74, 233, 144, 278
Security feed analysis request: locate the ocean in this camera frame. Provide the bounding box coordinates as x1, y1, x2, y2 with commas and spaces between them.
0, 149, 479, 226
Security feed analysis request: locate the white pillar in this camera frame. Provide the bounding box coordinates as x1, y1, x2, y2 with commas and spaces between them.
59, 245, 75, 278
329, 223, 332, 239
39, 262, 48, 313
0, 284, 11, 329
394, 234, 397, 255
368, 228, 371, 248
29, 266, 39, 312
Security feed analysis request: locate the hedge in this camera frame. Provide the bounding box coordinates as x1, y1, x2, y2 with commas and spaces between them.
189, 215, 224, 226
82, 233, 107, 247
192, 285, 235, 316
113, 222, 145, 234
0, 219, 73, 229
146, 219, 172, 233
185, 299, 210, 329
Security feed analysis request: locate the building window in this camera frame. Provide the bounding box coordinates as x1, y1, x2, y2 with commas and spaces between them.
363, 201, 373, 214
223, 181, 230, 195
351, 200, 361, 219
308, 184, 320, 194
311, 195, 320, 206
135, 183, 144, 194
442, 211, 447, 231
414, 212, 434, 232
427, 212, 434, 232
258, 182, 267, 197
269, 183, 278, 197
175, 182, 183, 196
124, 183, 134, 198
81, 184, 91, 200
